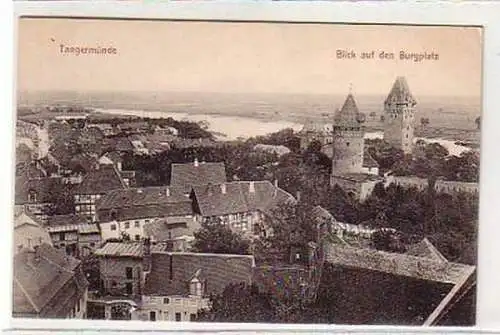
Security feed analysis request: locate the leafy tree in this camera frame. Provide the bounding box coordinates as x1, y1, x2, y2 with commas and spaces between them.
191, 220, 251, 255
196, 283, 276, 323
372, 229, 407, 253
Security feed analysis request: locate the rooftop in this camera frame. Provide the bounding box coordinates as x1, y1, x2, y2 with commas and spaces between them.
385, 76, 417, 106
144, 252, 255, 297
170, 160, 227, 193
13, 243, 87, 315
75, 164, 127, 195
334, 93, 365, 129
192, 180, 295, 217
94, 242, 168, 258
332, 173, 383, 183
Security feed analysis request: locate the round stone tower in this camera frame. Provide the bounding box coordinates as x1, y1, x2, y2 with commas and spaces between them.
383, 76, 417, 154
331, 93, 366, 175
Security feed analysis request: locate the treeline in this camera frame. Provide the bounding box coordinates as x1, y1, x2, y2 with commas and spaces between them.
367, 138, 480, 182
87, 115, 213, 139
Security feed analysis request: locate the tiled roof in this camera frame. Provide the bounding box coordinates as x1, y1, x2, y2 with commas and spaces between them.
103, 137, 134, 152
385, 76, 417, 106
13, 243, 87, 315
45, 223, 100, 235
75, 165, 127, 195
95, 186, 192, 221
324, 243, 475, 285
15, 176, 64, 204
363, 150, 379, 168
94, 242, 167, 258
192, 181, 295, 217
47, 214, 90, 226
170, 161, 227, 193
334, 93, 364, 128
144, 252, 255, 296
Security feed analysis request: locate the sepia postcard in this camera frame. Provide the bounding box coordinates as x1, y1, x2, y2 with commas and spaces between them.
12, 17, 482, 327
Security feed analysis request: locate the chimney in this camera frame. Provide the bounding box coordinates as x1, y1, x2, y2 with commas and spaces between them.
33, 245, 40, 262
166, 186, 170, 197
221, 183, 227, 194
296, 191, 301, 202
249, 181, 255, 193
194, 158, 199, 167
143, 238, 152, 272
274, 179, 279, 188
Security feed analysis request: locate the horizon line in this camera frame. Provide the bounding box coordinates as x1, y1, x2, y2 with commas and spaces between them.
17, 89, 481, 99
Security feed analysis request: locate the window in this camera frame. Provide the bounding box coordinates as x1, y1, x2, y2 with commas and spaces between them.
145, 220, 150, 224
135, 235, 140, 241
59, 232, 66, 241
126, 283, 133, 295
149, 311, 156, 321
135, 221, 140, 227
77, 299, 80, 312
346, 142, 350, 147
90, 242, 95, 247
175, 312, 181, 322
28, 190, 37, 203
110, 224, 117, 231
163, 298, 170, 304
124, 222, 130, 229
168, 232, 172, 240
126, 267, 133, 279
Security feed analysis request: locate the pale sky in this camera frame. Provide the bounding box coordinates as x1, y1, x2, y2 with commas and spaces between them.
17, 18, 482, 97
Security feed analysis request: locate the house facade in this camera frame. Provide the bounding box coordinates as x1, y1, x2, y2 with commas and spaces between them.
96, 186, 194, 242
190, 180, 295, 237
74, 164, 128, 222
46, 214, 101, 257
13, 207, 53, 254
94, 241, 167, 298
134, 252, 255, 322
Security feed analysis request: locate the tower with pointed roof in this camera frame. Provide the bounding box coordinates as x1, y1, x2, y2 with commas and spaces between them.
383, 77, 417, 154
331, 93, 366, 175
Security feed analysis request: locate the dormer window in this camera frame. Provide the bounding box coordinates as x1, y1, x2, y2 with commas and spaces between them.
28, 190, 37, 203
189, 277, 203, 296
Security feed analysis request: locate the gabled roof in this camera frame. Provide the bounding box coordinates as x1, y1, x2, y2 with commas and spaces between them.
75, 164, 127, 195
385, 76, 417, 106
192, 181, 295, 217
46, 214, 90, 227
94, 242, 167, 258
144, 252, 255, 296
170, 161, 227, 193
13, 244, 87, 315
95, 186, 192, 221
334, 94, 364, 128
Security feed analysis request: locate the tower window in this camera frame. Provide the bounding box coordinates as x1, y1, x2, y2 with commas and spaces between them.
346, 142, 350, 147
406, 134, 409, 138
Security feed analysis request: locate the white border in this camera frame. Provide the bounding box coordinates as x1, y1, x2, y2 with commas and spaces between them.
3, 1, 500, 333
